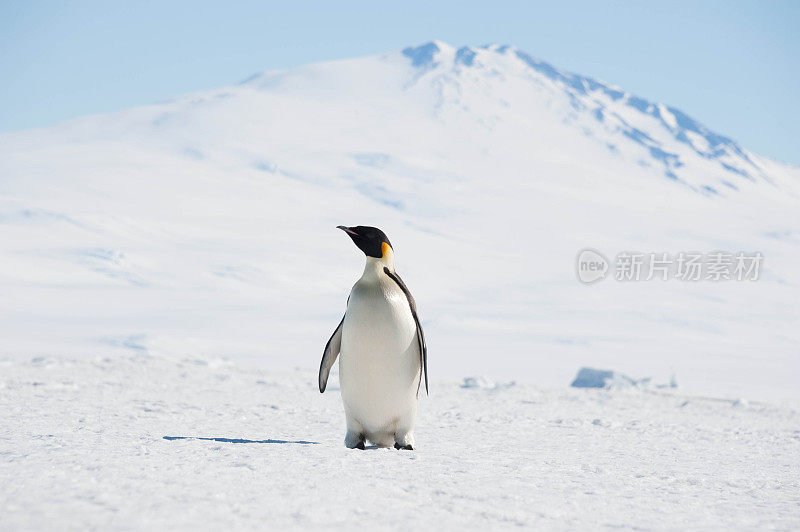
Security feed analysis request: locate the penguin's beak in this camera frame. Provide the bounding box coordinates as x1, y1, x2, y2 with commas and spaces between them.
336, 225, 359, 236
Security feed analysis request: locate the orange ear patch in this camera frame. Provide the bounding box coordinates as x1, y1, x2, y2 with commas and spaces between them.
381, 241, 391, 258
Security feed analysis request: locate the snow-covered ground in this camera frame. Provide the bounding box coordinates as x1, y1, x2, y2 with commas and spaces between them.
2, 354, 798, 529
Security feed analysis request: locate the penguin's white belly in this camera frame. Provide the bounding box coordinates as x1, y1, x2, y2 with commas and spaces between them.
339, 278, 419, 441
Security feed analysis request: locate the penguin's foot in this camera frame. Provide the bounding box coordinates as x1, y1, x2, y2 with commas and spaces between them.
393, 430, 415, 450
344, 430, 366, 449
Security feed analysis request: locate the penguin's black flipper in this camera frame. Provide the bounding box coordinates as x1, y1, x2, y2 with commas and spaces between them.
383, 267, 428, 396
319, 313, 345, 393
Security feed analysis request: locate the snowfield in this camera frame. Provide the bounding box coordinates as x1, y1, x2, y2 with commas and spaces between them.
2, 355, 799, 529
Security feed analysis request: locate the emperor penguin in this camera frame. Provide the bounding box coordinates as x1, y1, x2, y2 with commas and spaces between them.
319, 225, 428, 450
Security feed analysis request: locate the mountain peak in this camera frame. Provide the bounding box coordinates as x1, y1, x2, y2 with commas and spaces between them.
401, 41, 453, 67
392, 41, 775, 192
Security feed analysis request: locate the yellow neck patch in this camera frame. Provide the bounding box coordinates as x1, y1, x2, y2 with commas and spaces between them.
381, 241, 391, 259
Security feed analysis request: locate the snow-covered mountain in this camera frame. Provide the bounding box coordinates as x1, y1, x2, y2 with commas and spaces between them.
394, 42, 792, 195
1, 41, 798, 400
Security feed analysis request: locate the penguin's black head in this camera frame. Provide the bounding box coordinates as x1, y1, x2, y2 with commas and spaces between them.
337, 225, 392, 258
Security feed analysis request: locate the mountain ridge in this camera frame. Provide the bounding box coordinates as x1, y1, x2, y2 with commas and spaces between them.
398, 41, 780, 192
229, 40, 797, 198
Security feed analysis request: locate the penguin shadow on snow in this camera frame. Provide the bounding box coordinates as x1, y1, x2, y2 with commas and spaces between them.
162, 436, 319, 445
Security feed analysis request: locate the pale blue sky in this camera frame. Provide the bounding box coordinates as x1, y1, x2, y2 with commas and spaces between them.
1, 1, 798, 164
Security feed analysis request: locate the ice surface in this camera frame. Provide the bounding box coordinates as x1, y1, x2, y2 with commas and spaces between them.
571, 367, 636, 388
1, 355, 798, 529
